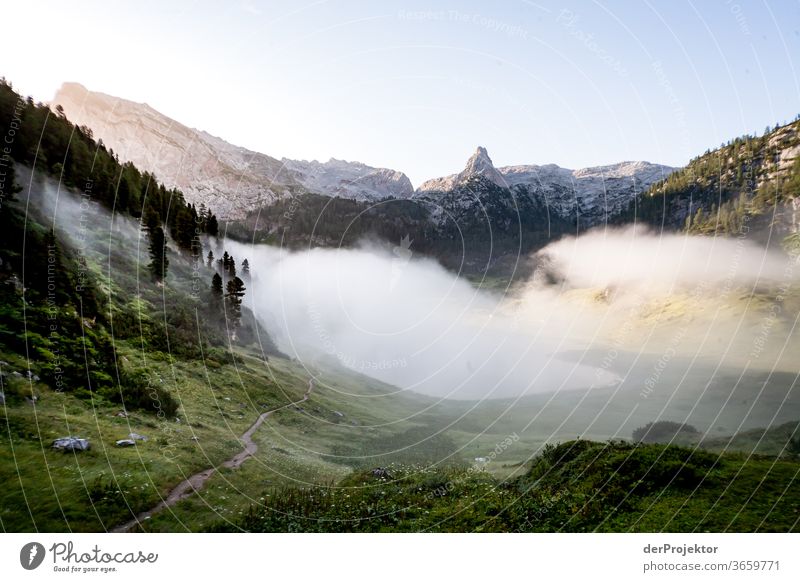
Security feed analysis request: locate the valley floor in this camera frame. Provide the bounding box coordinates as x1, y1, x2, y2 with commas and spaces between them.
2, 345, 798, 533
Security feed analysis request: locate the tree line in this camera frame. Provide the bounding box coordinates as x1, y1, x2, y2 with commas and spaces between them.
0, 78, 219, 284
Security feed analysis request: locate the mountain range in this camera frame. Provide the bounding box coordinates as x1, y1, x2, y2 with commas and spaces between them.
415, 146, 675, 227
52, 83, 675, 225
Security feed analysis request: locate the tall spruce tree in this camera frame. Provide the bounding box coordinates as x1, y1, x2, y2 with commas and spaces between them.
206, 213, 219, 237
210, 272, 224, 315
148, 225, 169, 283
225, 276, 246, 333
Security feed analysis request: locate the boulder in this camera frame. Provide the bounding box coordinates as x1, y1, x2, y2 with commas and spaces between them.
371, 467, 393, 479
115, 439, 136, 447
128, 432, 148, 441
52, 437, 90, 452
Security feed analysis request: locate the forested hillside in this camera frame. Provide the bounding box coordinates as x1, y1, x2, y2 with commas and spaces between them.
622, 118, 800, 246
0, 78, 270, 417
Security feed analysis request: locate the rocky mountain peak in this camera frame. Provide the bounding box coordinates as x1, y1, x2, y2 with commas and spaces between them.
459, 146, 506, 188
417, 146, 508, 192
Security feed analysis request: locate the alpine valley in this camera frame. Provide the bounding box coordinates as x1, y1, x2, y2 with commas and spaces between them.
52, 83, 679, 275
2, 75, 800, 535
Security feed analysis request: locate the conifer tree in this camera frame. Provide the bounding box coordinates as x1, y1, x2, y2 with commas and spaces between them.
228, 255, 236, 278
148, 225, 169, 283
225, 276, 246, 334
210, 272, 223, 315
206, 213, 219, 237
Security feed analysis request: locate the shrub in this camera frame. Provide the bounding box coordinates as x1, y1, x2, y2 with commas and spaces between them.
633, 421, 702, 444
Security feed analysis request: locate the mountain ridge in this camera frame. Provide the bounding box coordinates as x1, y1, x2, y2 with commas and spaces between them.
53, 83, 676, 227
416, 146, 677, 227
51, 83, 416, 218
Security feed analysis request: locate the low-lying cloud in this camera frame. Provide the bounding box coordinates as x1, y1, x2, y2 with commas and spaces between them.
29, 168, 797, 402
220, 224, 800, 400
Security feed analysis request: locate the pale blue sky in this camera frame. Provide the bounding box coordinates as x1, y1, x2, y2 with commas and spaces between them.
3, 0, 799, 185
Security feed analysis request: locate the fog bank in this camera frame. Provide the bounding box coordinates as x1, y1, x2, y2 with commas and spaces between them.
220, 225, 800, 399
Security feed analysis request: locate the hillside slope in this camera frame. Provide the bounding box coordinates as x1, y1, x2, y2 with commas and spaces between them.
624, 118, 800, 243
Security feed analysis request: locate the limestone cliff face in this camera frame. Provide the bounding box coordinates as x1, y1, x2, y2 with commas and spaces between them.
52, 83, 414, 219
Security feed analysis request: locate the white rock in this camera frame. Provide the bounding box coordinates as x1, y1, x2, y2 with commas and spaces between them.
52, 437, 90, 451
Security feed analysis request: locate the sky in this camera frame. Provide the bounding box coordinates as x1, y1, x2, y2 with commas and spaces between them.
2, 0, 799, 186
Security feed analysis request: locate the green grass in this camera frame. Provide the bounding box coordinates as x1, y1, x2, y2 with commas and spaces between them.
0, 342, 310, 532
698, 421, 800, 457
1, 344, 482, 532
213, 440, 800, 533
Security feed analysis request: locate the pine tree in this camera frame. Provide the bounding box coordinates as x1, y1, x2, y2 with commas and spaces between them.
206, 250, 214, 269
228, 255, 236, 278
148, 225, 169, 283
206, 213, 219, 237
210, 272, 223, 315
225, 276, 246, 334
198, 203, 208, 230
241, 258, 250, 278
172, 205, 195, 252
0, 157, 23, 202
